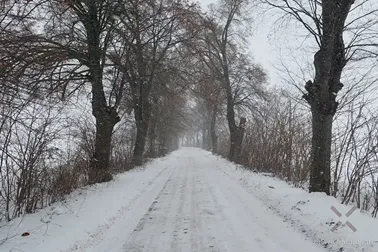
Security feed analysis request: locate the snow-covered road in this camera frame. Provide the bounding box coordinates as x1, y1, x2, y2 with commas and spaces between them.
1, 148, 328, 252
122, 149, 324, 252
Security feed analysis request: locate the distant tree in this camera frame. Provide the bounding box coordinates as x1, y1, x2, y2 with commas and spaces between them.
112, 0, 200, 165
191, 0, 266, 163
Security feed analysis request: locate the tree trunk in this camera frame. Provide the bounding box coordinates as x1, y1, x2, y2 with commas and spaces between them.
210, 105, 218, 154
198, 131, 201, 147
210, 126, 218, 154
227, 93, 246, 163
233, 117, 246, 164
147, 113, 157, 158
88, 110, 119, 184
132, 121, 149, 166
225, 84, 238, 162
202, 123, 208, 150
132, 102, 151, 166
304, 0, 353, 195
158, 135, 167, 157
229, 128, 237, 161
84, 1, 122, 184
171, 135, 179, 152
309, 108, 332, 195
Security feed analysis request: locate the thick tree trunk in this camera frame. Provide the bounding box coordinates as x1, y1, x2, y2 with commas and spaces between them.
132, 120, 149, 166
225, 85, 238, 162
222, 57, 245, 162
132, 102, 151, 166
229, 127, 238, 162
210, 105, 218, 154
198, 133, 201, 148
88, 110, 120, 184
227, 94, 246, 163
146, 98, 159, 158
304, 0, 353, 195
148, 134, 157, 158
202, 123, 208, 150
171, 135, 179, 152
309, 108, 332, 195
202, 126, 206, 149
234, 117, 246, 164
147, 113, 157, 158
210, 127, 218, 154
84, 1, 122, 184
158, 134, 167, 157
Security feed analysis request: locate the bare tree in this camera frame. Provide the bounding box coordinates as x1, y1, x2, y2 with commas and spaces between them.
193, 0, 266, 163
190, 67, 223, 153
0, 0, 128, 184
112, 0, 199, 165
264, 0, 378, 194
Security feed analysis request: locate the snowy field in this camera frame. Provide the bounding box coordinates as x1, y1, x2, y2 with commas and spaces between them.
0, 148, 377, 252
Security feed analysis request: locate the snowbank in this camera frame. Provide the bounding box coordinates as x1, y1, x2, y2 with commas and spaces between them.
1, 148, 377, 252
206, 151, 378, 252
0, 153, 176, 252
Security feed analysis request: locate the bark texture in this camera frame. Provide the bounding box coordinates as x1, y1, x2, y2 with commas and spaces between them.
304, 0, 353, 195
85, 1, 121, 184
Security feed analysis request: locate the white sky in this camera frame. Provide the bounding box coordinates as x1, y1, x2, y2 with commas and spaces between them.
195, 0, 288, 88
196, 0, 378, 100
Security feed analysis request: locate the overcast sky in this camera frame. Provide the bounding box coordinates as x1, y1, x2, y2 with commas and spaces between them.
195, 0, 286, 88
195, 0, 378, 99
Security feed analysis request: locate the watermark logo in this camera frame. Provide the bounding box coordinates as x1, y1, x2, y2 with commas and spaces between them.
330, 206, 357, 232
313, 239, 378, 246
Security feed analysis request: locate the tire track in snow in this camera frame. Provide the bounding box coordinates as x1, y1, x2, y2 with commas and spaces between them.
122, 167, 181, 251
122, 157, 222, 252
122, 164, 188, 252
62, 165, 174, 252
123, 154, 262, 252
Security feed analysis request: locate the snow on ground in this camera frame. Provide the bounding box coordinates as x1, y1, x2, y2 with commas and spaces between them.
122, 149, 323, 252
0, 148, 376, 252
0, 154, 175, 252
208, 152, 378, 252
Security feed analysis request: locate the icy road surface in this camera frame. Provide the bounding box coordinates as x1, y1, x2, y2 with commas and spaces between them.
119, 149, 324, 252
